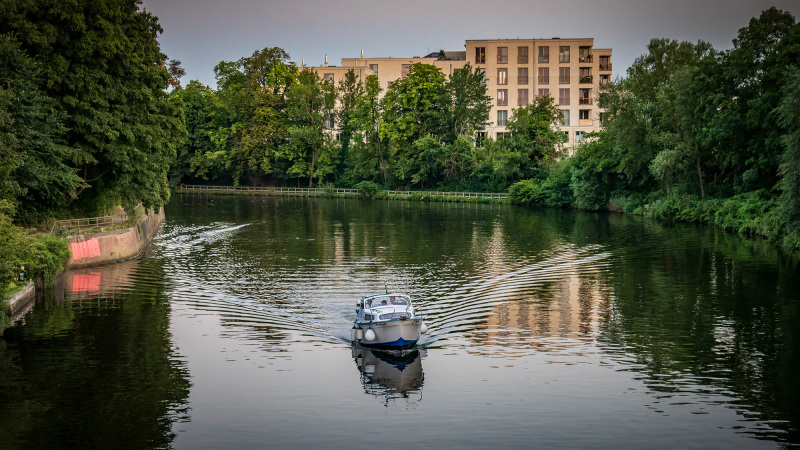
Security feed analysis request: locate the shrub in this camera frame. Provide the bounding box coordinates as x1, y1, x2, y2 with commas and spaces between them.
353, 181, 382, 199
508, 179, 544, 206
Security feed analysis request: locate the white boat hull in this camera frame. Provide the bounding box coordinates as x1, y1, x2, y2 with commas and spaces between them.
354, 318, 423, 349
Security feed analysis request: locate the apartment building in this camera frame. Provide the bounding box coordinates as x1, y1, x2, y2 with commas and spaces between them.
307, 38, 612, 153
465, 38, 611, 151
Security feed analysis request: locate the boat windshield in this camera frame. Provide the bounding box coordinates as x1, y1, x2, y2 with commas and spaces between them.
364, 296, 409, 308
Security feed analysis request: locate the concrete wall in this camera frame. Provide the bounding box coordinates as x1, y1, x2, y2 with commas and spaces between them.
3, 208, 164, 321
67, 207, 164, 268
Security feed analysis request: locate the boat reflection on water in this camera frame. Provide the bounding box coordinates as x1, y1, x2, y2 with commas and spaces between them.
351, 345, 425, 406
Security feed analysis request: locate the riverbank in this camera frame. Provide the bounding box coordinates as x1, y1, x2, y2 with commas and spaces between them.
2, 207, 164, 319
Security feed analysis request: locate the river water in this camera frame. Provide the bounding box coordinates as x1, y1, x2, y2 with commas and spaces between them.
2, 195, 799, 448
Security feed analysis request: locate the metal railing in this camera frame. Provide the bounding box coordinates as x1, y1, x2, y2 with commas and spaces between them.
50, 205, 144, 236
178, 185, 508, 200
599, 63, 612, 71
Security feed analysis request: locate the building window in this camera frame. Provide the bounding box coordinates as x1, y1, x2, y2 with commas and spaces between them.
477, 67, 486, 83
324, 73, 334, 84
600, 55, 611, 71
559, 46, 570, 63
369, 64, 378, 76
497, 47, 508, 64
563, 131, 569, 142
497, 89, 508, 106
538, 67, 549, 84
496, 132, 507, 140
401, 64, 410, 77
538, 46, 549, 63
326, 113, 335, 129
518, 89, 529, 106
559, 67, 570, 84
336, 132, 343, 142
538, 88, 550, 98
518, 67, 528, 84
579, 67, 592, 84
559, 88, 570, 105
579, 46, 592, 63
579, 88, 591, 105
518, 46, 528, 64
475, 47, 486, 64
497, 68, 508, 85
497, 110, 508, 127
576, 131, 585, 142
579, 109, 590, 120
561, 109, 570, 126
475, 131, 486, 147
600, 74, 610, 87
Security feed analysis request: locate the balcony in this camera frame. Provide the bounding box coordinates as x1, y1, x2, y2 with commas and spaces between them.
599, 63, 612, 71
579, 119, 593, 127
579, 98, 592, 105
579, 55, 593, 63
579, 76, 593, 84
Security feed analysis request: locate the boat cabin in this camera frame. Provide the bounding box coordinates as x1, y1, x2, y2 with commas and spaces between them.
358, 294, 414, 322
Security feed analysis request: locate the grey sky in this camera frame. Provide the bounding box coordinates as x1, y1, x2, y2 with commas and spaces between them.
141, 0, 799, 89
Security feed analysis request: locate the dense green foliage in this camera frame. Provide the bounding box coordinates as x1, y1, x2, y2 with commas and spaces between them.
1, 0, 181, 291
171, 60, 564, 192
1, 0, 183, 217
509, 8, 800, 252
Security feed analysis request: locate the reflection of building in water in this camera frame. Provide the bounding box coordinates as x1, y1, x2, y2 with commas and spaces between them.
470, 274, 609, 355
352, 346, 424, 407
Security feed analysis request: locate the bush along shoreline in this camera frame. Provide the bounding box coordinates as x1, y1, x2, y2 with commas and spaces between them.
509, 8, 800, 256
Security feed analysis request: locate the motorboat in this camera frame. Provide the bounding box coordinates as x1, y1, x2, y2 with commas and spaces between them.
352, 293, 427, 349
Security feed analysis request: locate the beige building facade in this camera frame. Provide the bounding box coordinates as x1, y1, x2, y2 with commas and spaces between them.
307, 38, 612, 154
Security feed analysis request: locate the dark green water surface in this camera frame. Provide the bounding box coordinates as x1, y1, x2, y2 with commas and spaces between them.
2, 194, 800, 448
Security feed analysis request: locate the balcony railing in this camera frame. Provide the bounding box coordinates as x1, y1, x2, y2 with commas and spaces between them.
579, 55, 593, 63
599, 63, 612, 71
579, 98, 592, 105
579, 119, 593, 127
580, 76, 593, 84
538, 77, 549, 84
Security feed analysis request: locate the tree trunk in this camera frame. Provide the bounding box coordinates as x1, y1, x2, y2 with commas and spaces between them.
309, 149, 317, 188
695, 141, 705, 198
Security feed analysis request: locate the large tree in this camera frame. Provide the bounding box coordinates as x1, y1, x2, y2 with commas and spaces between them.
285, 69, 338, 187
0, 0, 184, 214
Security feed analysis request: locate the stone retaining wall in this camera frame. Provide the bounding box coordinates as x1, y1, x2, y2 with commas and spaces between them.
67, 207, 164, 268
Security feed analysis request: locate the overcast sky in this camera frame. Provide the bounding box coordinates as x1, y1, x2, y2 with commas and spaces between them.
141, 0, 799, 89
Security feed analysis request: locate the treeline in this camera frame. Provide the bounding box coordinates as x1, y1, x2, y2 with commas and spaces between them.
510, 8, 800, 251
172, 52, 566, 192
1, 0, 182, 297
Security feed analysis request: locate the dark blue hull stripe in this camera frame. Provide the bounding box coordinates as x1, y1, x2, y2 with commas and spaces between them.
361, 337, 418, 349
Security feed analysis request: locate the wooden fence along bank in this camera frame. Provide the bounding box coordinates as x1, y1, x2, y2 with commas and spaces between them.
176, 184, 509, 201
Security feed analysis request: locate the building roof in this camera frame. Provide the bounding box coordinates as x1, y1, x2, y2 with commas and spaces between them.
422, 50, 467, 60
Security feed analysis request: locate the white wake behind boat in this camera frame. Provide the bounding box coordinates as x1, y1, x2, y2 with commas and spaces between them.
352, 293, 426, 349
